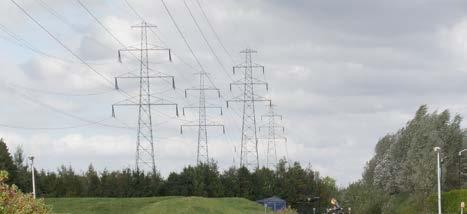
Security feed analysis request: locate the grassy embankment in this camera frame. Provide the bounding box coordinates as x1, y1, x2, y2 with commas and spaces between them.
46, 196, 267, 214
393, 189, 467, 214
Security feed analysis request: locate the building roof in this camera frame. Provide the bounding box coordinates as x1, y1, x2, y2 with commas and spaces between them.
256, 196, 286, 203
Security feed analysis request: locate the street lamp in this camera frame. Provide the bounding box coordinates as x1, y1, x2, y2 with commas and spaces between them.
461, 202, 465, 214
434, 147, 441, 214
459, 149, 467, 189
28, 156, 36, 199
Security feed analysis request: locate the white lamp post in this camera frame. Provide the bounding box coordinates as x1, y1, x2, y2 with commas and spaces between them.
28, 156, 36, 199
461, 201, 464, 214
459, 149, 467, 189
434, 147, 441, 214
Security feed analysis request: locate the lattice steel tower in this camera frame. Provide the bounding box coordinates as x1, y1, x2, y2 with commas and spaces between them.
111, 22, 178, 174
180, 69, 225, 164
227, 49, 271, 170
260, 104, 287, 168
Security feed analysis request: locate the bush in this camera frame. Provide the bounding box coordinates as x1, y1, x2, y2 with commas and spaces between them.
0, 170, 50, 213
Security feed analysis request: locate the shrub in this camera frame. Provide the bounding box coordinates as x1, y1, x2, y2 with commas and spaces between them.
0, 170, 50, 213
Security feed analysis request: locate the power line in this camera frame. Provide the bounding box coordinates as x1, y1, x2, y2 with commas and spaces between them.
8, 0, 190, 135
193, 0, 235, 64
227, 49, 271, 170
158, 0, 241, 114
179, 1, 247, 138
122, 0, 201, 75
259, 104, 287, 168
2, 84, 133, 130
122, 1, 243, 166
0, 23, 110, 65
10, 0, 155, 123
8, 82, 113, 97
122, 0, 240, 161
78, 0, 199, 116
114, 0, 210, 124
36, 0, 81, 31
183, 0, 233, 81
112, 22, 179, 173
34, 0, 119, 66
160, 0, 206, 73
0, 117, 112, 130
76, 0, 130, 51
123, 0, 145, 21
125, 1, 245, 145
14, 0, 181, 121
125, 0, 240, 164
9, 0, 115, 87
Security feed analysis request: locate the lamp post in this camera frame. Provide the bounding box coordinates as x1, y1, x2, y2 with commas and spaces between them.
28, 156, 36, 199
434, 147, 441, 214
459, 149, 467, 189
461, 201, 464, 214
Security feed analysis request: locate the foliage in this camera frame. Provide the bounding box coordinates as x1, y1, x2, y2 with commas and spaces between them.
12, 146, 32, 193
0, 138, 17, 186
340, 180, 386, 213
0, 170, 50, 213
340, 105, 465, 213
0, 137, 338, 211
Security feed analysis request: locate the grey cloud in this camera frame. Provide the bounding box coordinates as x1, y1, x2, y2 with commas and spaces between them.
3, 0, 467, 186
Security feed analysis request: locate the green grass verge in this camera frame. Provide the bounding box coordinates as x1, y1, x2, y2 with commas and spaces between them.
427, 189, 467, 214
45, 197, 267, 214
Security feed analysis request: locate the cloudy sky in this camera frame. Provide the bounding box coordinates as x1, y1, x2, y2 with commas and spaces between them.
2, 0, 467, 186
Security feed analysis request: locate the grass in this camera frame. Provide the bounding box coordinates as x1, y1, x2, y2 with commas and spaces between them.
427, 189, 467, 214
45, 196, 267, 214
391, 189, 467, 214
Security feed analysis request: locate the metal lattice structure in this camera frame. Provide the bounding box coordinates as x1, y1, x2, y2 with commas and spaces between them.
111, 22, 178, 174
181, 70, 225, 164
260, 104, 287, 168
227, 49, 271, 170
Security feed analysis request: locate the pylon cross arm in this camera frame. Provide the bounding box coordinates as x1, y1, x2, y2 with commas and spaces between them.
180, 124, 225, 134
226, 99, 271, 108
112, 103, 179, 117
182, 106, 223, 116
115, 76, 175, 90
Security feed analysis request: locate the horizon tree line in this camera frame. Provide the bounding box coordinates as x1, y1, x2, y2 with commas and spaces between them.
0, 139, 337, 212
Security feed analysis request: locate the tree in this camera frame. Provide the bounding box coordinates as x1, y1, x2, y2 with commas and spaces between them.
85, 164, 100, 196
12, 146, 31, 193
237, 166, 253, 199
220, 167, 239, 197
0, 138, 17, 185
341, 105, 465, 213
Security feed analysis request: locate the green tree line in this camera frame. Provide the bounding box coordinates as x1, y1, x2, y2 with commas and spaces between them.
340, 105, 466, 213
0, 138, 337, 212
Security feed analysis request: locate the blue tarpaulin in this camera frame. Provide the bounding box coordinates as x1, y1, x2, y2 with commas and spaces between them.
256, 196, 287, 212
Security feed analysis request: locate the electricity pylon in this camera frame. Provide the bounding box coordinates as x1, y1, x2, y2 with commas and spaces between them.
111, 22, 178, 174
259, 104, 287, 169
227, 49, 271, 170
180, 70, 225, 164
